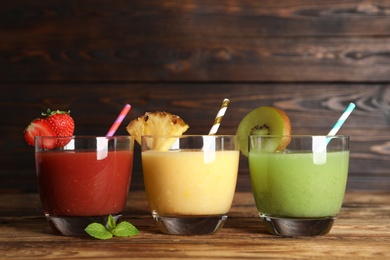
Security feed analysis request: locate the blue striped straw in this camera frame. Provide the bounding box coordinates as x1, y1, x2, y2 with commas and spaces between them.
326, 102, 356, 144
314, 102, 356, 154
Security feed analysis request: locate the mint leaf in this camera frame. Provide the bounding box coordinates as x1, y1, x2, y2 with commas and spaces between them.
112, 221, 139, 237
85, 223, 113, 240
106, 215, 117, 232
85, 215, 139, 240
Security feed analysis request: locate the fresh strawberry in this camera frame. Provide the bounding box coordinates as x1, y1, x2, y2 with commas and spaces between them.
42, 109, 75, 147
24, 118, 57, 149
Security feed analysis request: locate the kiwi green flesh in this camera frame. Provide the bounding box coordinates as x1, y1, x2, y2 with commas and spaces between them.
236, 106, 287, 156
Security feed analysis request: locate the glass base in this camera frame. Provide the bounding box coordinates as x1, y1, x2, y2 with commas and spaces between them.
260, 215, 335, 237
45, 213, 121, 236
152, 212, 227, 235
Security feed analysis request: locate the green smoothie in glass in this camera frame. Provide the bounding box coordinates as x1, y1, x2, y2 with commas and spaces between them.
248, 135, 350, 236
249, 150, 349, 218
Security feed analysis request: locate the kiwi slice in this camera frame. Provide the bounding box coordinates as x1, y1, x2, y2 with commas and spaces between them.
236, 106, 292, 156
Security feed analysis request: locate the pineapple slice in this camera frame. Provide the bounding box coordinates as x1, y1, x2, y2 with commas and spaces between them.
126, 111, 189, 151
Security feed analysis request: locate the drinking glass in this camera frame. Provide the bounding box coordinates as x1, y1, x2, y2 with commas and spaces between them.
35, 136, 134, 236
248, 135, 349, 236
141, 135, 240, 235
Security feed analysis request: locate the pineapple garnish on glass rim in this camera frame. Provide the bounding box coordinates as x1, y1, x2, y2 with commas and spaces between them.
126, 111, 189, 151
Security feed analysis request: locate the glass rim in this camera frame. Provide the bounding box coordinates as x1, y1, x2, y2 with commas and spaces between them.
141, 134, 237, 138
248, 135, 349, 138
34, 135, 134, 140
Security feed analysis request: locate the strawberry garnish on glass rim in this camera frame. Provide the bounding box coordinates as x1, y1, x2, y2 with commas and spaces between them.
42, 109, 75, 147
24, 118, 57, 149
24, 108, 75, 149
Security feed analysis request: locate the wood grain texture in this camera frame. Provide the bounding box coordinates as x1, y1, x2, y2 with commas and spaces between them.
4, 37, 390, 82
0, 191, 389, 259
0, 83, 389, 192
2, 0, 390, 37
2, 1, 390, 81
0, 0, 390, 193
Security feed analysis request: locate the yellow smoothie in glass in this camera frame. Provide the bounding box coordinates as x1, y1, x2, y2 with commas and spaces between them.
142, 150, 239, 216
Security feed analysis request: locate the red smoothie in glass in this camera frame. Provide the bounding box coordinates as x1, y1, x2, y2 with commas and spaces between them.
36, 150, 133, 217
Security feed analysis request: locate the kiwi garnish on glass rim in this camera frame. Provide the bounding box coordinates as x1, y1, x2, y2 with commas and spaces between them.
236, 106, 292, 156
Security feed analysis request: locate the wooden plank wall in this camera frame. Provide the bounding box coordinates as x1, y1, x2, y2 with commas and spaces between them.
1, 0, 389, 193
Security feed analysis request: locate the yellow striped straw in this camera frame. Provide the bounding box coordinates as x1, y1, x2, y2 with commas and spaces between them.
208, 98, 230, 135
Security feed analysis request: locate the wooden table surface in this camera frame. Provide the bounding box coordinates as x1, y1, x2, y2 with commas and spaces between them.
1, 190, 389, 259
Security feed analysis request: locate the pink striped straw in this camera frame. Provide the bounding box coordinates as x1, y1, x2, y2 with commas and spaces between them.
106, 104, 131, 137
